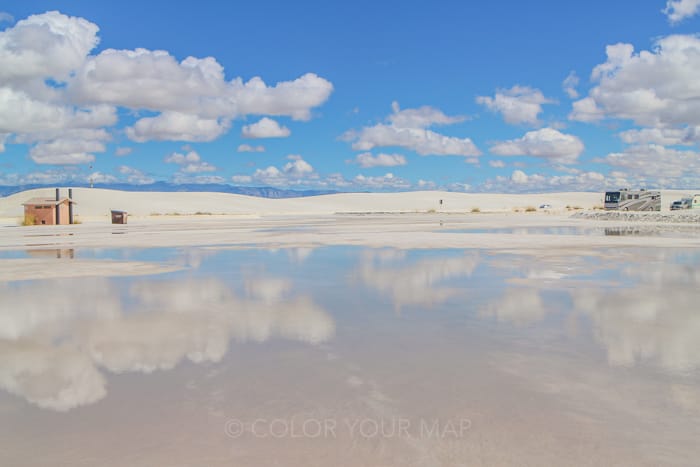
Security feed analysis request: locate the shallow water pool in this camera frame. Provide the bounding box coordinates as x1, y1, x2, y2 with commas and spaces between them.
1, 245, 699, 466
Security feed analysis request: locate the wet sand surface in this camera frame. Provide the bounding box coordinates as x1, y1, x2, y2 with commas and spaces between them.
1, 217, 699, 466
3, 213, 700, 252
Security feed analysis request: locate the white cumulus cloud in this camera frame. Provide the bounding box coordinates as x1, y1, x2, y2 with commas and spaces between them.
126, 112, 230, 142
352, 152, 407, 168
283, 154, 314, 176
0, 88, 116, 135
246, 155, 317, 187
29, 139, 106, 165
344, 102, 480, 158
88, 171, 118, 184
348, 125, 481, 156
241, 117, 290, 138
165, 150, 200, 164
562, 71, 580, 99
511, 169, 529, 184
252, 165, 283, 182
70, 49, 229, 114
164, 150, 217, 174
489, 128, 584, 164
387, 101, 466, 128
237, 143, 265, 152
570, 36, 700, 127
664, 0, 700, 24
476, 85, 554, 126
601, 144, 700, 186
481, 169, 608, 192
0, 11, 334, 165
117, 165, 154, 184
179, 161, 217, 173
618, 127, 700, 146
70, 48, 333, 122
0, 11, 99, 83
353, 172, 412, 190
232, 73, 333, 121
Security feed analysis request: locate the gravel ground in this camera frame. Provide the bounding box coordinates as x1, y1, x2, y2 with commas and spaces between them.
573, 210, 700, 223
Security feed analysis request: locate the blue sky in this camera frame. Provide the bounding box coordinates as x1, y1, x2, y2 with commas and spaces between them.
1, 0, 700, 192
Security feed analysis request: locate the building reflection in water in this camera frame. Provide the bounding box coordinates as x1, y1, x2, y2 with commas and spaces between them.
25, 248, 75, 259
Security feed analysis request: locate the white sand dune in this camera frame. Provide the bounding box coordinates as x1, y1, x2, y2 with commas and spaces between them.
2, 187, 691, 220
2, 188, 699, 253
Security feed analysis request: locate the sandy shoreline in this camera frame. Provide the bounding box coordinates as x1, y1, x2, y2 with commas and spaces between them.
2, 212, 700, 254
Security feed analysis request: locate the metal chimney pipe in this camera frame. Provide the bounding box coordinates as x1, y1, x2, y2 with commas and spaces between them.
55, 188, 60, 225
68, 188, 73, 224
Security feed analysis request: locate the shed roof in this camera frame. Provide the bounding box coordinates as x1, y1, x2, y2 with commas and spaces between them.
22, 197, 77, 206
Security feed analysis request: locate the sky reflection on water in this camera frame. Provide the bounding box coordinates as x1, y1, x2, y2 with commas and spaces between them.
0, 245, 699, 465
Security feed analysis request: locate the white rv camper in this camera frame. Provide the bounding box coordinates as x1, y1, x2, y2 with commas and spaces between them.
604, 189, 661, 211
692, 194, 700, 209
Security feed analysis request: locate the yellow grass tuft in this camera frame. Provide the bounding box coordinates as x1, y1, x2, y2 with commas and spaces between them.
21, 214, 36, 226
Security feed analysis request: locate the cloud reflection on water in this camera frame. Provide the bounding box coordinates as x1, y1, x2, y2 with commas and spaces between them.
0, 276, 334, 411
480, 288, 550, 326
486, 251, 700, 374
357, 249, 480, 312
572, 284, 700, 372
358, 247, 700, 374
1, 246, 698, 414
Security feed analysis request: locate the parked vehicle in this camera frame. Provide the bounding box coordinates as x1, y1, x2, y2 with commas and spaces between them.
670, 198, 692, 210
671, 198, 693, 211
692, 194, 700, 209
604, 189, 661, 211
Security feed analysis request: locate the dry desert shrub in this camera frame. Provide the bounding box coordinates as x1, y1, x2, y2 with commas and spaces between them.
20, 214, 36, 226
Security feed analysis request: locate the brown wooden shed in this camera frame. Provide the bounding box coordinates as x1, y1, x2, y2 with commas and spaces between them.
23, 197, 76, 225
110, 210, 128, 224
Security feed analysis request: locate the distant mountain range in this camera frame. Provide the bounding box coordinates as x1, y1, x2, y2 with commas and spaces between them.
0, 182, 340, 199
